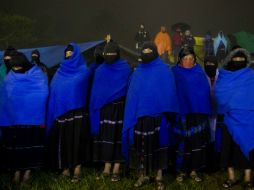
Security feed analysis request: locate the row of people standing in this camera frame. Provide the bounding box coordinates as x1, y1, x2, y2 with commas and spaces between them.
0, 40, 254, 190
135, 24, 229, 65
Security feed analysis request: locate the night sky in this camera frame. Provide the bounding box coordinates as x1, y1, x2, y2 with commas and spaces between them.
2, 0, 254, 48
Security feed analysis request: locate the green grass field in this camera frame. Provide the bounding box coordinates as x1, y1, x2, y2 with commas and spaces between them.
0, 167, 247, 190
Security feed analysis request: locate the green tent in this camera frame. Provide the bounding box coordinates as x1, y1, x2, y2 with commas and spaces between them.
234, 31, 254, 53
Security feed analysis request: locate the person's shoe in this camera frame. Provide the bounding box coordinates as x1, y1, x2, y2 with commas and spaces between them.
134, 176, 150, 188
156, 179, 165, 190
222, 179, 239, 189
190, 173, 202, 182
111, 173, 120, 182
176, 173, 186, 183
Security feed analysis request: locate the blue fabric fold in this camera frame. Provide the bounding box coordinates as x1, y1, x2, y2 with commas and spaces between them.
215, 68, 254, 159
47, 43, 90, 132
172, 64, 211, 115
0, 66, 48, 126
122, 58, 179, 159
89, 59, 131, 135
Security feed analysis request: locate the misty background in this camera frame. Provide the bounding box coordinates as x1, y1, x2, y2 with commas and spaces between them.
1, 0, 254, 49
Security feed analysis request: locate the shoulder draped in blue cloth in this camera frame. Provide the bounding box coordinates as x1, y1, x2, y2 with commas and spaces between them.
0, 65, 48, 126
215, 68, 254, 159
122, 58, 179, 159
172, 63, 211, 115
89, 59, 131, 135
47, 43, 89, 132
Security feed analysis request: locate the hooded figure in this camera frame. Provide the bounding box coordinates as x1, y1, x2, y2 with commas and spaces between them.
46, 43, 91, 182
122, 42, 178, 189
135, 24, 151, 51
172, 47, 211, 182
90, 41, 131, 181
0, 52, 48, 183
214, 31, 228, 64
31, 49, 48, 74
203, 31, 214, 57
215, 47, 254, 188
3, 46, 17, 73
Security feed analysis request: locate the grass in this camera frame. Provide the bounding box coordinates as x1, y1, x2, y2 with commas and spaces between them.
0, 167, 247, 190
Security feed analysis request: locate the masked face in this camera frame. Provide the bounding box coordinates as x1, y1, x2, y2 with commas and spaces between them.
31, 54, 39, 63
141, 47, 158, 63
103, 52, 119, 64
180, 55, 195, 68
205, 61, 217, 78
227, 56, 247, 71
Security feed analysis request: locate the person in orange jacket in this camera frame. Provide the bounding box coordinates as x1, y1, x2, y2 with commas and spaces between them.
154, 26, 172, 63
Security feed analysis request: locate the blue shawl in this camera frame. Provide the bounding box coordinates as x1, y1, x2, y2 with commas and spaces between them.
214, 32, 228, 56
172, 64, 211, 115
0, 66, 48, 126
215, 68, 254, 159
89, 59, 131, 135
47, 43, 89, 132
122, 58, 179, 159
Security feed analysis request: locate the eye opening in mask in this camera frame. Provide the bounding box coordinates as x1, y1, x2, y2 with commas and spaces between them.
104, 52, 118, 56
205, 61, 216, 66
232, 57, 246, 62
142, 48, 153, 54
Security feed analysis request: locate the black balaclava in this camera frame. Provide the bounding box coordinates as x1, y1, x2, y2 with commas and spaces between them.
140, 42, 159, 63
10, 52, 33, 73
4, 46, 17, 72
64, 44, 74, 59
227, 51, 247, 71
31, 49, 40, 64
103, 42, 120, 64
204, 56, 218, 78
94, 46, 104, 64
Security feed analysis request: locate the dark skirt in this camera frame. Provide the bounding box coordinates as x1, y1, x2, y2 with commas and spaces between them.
46, 108, 92, 170
220, 124, 252, 169
93, 98, 125, 163
0, 125, 45, 171
174, 114, 210, 173
129, 116, 169, 176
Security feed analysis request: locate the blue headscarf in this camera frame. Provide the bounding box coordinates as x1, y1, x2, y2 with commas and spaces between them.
122, 58, 179, 159
47, 43, 90, 132
172, 64, 211, 115
89, 59, 131, 135
215, 68, 254, 159
0, 66, 48, 126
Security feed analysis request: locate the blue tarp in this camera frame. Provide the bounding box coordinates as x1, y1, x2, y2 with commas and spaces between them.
0, 40, 104, 68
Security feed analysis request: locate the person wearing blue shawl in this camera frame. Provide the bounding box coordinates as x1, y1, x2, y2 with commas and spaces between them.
215, 47, 254, 189
90, 42, 131, 182
46, 43, 91, 183
0, 52, 48, 184
172, 47, 211, 183
122, 42, 178, 189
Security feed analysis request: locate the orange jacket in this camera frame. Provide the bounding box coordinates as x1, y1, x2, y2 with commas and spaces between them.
154, 32, 172, 55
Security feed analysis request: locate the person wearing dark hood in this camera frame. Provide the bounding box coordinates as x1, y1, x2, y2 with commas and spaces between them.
173, 28, 184, 64
122, 42, 178, 190
203, 31, 214, 58
46, 43, 91, 183
215, 47, 254, 190
90, 41, 131, 182
0, 52, 48, 184
183, 30, 196, 50
135, 24, 150, 51
31, 49, 48, 74
3, 46, 17, 73
172, 47, 211, 183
